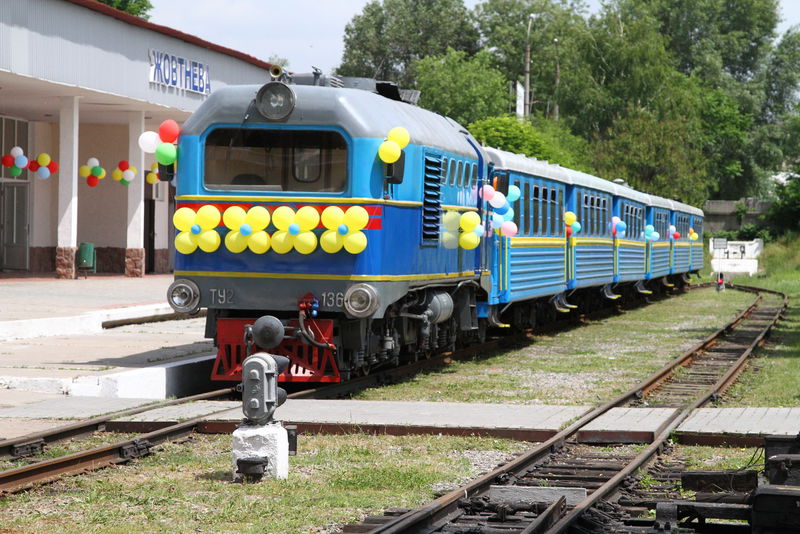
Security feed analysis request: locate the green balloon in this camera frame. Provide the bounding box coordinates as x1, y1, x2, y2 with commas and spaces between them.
120, 179, 131, 186
9, 166, 22, 177
155, 142, 177, 165
91, 165, 103, 177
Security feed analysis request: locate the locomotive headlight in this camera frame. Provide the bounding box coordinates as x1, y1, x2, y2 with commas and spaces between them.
344, 283, 380, 318
255, 82, 295, 121
167, 279, 201, 314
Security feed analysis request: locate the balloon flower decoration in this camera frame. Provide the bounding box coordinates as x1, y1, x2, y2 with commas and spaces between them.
481, 183, 519, 237
173, 205, 221, 254
146, 163, 160, 185
138, 119, 180, 167
79, 157, 106, 187
611, 216, 627, 238
666, 224, 684, 240
442, 210, 484, 249
644, 224, 660, 242
1, 147, 58, 179
223, 206, 271, 253
320, 206, 370, 254
688, 228, 700, 241
377, 126, 410, 164
564, 211, 582, 237
270, 206, 321, 254
111, 160, 137, 186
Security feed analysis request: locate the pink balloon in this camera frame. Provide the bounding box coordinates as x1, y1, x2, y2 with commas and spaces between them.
500, 221, 518, 237
481, 184, 496, 201
612, 216, 620, 225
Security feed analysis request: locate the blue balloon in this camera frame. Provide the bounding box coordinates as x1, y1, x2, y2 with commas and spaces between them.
491, 212, 504, 228
494, 202, 509, 215
36, 166, 51, 179
645, 224, 654, 235
616, 220, 627, 232
506, 184, 521, 203
14, 155, 28, 169
503, 208, 514, 221
571, 221, 582, 234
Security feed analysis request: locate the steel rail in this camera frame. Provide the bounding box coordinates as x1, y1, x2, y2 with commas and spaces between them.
0, 387, 238, 460
364, 284, 785, 533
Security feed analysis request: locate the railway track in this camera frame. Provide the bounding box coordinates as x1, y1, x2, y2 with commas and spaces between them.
343, 283, 787, 534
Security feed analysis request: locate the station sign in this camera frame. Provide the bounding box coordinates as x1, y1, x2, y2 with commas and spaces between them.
148, 49, 211, 95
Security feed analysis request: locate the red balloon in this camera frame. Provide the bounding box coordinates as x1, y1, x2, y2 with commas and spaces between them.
566, 226, 573, 237
1, 154, 13, 167
87, 175, 99, 187
158, 119, 180, 143
612, 227, 617, 237
47, 161, 59, 173
28, 161, 40, 172
673, 232, 680, 239
118, 160, 130, 171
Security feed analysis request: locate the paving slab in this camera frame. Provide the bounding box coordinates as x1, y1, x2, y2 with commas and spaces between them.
577, 407, 678, 443
677, 408, 800, 446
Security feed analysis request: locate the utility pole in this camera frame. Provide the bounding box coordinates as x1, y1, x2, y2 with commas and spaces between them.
553, 37, 560, 121
524, 14, 536, 118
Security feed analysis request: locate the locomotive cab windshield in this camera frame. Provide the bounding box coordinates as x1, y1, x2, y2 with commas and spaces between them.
203, 128, 348, 192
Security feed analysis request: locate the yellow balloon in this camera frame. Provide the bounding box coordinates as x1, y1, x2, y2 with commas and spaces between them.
245, 206, 270, 231
442, 231, 459, 249
37, 153, 51, 166
320, 229, 344, 253
296, 205, 321, 232
387, 126, 410, 149
443, 210, 461, 232
146, 172, 159, 185
343, 231, 367, 254
196, 230, 220, 252
78, 165, 91, 178
112, 169, 124, 181
129, 166, 137, 175
173, 207, 196, 232
564, 211, 577, 226
378, 140, 401, 164
224, 231, 248, 253
174, 232, 197, 254
223, 206, 247, 230
294, 231, 318, 254
98, 168, 106, 179
272, 206, 295, 230
459, 232, 480, 250
195, 205, 221, 231
321, 206, 345, 229
460, 211, 481, 232
343, 206, 369, 230
151, 162, 159, 171
248, 231, 270, 254
271, 231, 294, 254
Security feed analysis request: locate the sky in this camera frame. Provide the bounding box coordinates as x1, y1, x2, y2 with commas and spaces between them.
149, 0, 800, 76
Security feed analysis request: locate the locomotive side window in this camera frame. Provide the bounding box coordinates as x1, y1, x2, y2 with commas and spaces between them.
203, 128, 347, 192
523, 182, 530, 234
557, 189, 563, 232
447, 158, 454, 185
533, 186, 540, 234
513, 179, 521, 230
455, 161, 463, 188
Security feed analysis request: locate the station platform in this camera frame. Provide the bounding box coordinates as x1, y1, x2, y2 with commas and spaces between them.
0, 274, 216, 408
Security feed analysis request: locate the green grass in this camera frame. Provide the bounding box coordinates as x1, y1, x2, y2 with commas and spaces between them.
676, 444, 763, 472
355, 288, 754, 405
0, 433, 527, 534
723, 233, 800, 406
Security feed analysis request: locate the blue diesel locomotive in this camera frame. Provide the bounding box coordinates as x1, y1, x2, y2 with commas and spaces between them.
165, 72, 704, 383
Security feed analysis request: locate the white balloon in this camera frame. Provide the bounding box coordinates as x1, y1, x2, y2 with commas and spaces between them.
9, 146, 23, 158
138, 131, 161, 154
86, 157, 100, 168
122, 169, 135, 181
489, 192, 506, 209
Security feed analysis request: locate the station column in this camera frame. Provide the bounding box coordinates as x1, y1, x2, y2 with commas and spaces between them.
56, 96, 79, 279
125, 111, 146, 277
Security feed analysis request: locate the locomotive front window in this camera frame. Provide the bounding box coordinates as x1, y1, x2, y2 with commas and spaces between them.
204, 128, 347, 192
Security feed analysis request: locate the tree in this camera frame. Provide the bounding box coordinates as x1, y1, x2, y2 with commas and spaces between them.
415, 49, 510, 126
469, 115, 594, 171
94, 0, 153, 19
337, 0, 479, 86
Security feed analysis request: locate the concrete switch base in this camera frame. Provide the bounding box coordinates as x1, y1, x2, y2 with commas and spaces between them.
232, 421, 288, 481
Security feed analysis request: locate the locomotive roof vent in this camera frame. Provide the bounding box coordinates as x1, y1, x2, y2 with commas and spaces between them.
255, 82, 296, 121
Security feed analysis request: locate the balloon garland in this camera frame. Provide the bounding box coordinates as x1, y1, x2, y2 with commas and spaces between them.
79, 157, 106, 187
138, 119, 179, 167
377, 126, 410, 164
1, 147, 59, 179
146, 163, 160, 185
481, 184, 519, 237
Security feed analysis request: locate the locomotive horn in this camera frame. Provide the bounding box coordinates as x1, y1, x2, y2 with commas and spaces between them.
269, 64, 283, 80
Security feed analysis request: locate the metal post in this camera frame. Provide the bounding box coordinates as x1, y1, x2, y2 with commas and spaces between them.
553, 37, 560, 121
524, 14, 536, 118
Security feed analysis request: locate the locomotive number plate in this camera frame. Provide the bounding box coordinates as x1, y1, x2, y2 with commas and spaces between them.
320, 291, 345, 308
209, 288, 234, 305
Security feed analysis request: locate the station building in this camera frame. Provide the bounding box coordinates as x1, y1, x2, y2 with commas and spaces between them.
0, 0, 275, 278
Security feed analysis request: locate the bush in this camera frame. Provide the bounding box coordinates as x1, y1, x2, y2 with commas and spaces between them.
711, 225, 772, 242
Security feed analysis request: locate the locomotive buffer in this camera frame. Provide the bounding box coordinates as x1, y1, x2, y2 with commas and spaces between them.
232, 316, 293, 482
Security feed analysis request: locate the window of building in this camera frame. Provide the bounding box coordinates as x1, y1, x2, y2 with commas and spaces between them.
1, 117, 29, 180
